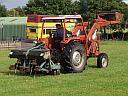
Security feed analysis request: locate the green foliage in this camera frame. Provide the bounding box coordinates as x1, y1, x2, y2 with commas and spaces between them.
0, 3, 7, 17
71, 0, 128, 21
15, 7, 26, 17
6, 0, 127, 22
24, 0, 76, 15
7, 7, 25, 17
1, 0, 128, 21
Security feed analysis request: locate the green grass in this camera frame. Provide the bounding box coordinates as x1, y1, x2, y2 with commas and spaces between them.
0, 41, 128, 96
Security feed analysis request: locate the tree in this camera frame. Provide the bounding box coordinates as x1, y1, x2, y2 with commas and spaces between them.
15, 7, 25, 16
79, 0, 88, 21
0, 3, 7, 17
7, 7, 25, 17
24, 0, 76, 15
77, 0, 128, 21
23, 0, 128, 22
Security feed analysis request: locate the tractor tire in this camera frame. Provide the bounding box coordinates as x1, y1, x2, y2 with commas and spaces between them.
97, 53, 108, 68
63, 42, 87, 73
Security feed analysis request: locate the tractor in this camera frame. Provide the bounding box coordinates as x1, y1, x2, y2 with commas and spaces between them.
9, 12, 123, 75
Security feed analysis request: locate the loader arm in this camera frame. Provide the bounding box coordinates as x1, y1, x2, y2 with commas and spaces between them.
85, 12, 123, 57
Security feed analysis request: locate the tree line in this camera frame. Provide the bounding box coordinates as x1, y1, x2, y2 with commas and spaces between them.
0, 0, 128, 21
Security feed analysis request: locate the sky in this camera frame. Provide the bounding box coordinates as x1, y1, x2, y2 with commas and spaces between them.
0, 0, 128, 10
0, 0, 29, 9
124, 0, 128, 3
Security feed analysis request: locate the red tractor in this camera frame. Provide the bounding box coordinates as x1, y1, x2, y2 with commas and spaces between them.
9, 12, 123, 75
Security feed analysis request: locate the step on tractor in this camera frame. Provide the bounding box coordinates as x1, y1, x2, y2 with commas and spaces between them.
9, 11, 123, 75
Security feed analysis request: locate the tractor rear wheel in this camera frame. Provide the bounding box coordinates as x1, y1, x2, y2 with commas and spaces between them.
63, 42, 86, 73
97, 53, 108, 68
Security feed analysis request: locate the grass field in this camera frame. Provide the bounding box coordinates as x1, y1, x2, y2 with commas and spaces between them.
0, 41, 128, 96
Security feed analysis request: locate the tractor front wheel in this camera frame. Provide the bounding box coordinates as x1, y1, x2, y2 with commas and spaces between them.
63, 43, 87, 73
97, 53, 108, 68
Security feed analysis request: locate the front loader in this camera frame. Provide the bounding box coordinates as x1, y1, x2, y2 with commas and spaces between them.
9, 12, 123, 75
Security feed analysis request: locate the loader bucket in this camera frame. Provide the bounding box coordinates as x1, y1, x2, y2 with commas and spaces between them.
97, 11, 123, 23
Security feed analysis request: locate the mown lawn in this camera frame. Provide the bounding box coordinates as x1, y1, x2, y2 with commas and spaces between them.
0, 41, 128, 96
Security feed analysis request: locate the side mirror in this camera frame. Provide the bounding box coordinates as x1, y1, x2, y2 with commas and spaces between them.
33, 41, 38, 44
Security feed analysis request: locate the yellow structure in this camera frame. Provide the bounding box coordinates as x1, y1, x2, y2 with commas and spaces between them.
26, 15, 76, 39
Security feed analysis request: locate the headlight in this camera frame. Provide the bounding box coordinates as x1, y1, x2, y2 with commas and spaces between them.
9, 52, 13, 55
40, 53, 44, 56
33, 41, 37, 44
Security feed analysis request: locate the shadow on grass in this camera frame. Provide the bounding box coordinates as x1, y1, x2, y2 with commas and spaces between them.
87, 65, 97, 68
0, 70, 47, 77
0, 65, 98, 77
0, 70, 79, 77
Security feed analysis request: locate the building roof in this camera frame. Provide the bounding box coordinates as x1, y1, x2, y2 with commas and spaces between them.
0, 17, 27, 25
42, 15, 82, 20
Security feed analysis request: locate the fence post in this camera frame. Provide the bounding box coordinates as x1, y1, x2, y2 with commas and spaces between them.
2, 23, 4, 41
